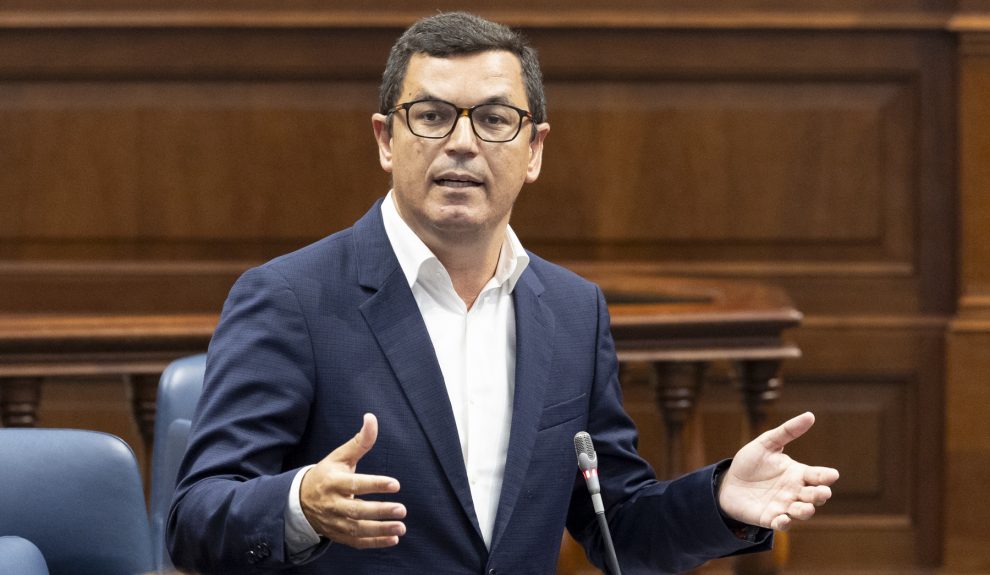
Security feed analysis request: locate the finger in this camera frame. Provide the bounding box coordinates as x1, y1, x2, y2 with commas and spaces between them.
786, 501, 816, 521
338, 498, 407, 521
327, 517, 406, 542
803, 465, 840, 486
328, 522, 406, 549
328, 472, 401, 497
348, 535, 402, 550
770, 513, 792, 531
305, 492, 406, 541
799, 484, 832, 506
327, 413, 379, 466
758, 411, 815, 452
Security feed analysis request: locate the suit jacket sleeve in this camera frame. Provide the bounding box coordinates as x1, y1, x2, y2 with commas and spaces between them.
166, 264, 330, 573
565, 286, 771, 574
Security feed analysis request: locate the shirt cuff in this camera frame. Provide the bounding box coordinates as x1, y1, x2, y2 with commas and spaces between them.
284, 464, 324, 560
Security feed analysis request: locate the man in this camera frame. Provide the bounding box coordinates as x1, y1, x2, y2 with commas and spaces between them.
167, 12, 839, 575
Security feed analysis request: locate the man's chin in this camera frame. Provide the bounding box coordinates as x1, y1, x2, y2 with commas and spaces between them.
431, 206, 484, 227
428, 214, 497, 239
431, 218, 485, 235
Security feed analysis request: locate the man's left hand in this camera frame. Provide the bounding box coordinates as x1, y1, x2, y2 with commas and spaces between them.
718, 411, 840, 531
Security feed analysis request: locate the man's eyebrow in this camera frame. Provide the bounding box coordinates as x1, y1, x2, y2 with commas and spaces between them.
407, 93, 522, 107
481, 95, 519, 107
409, 91, 439, 102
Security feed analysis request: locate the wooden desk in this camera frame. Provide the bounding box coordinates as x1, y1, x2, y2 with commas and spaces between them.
594, 273, 802, 477
0, 313, 215, 441
565, 273, 803, 575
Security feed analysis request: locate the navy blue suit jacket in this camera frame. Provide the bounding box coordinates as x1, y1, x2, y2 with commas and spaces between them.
167, 199, 768, 574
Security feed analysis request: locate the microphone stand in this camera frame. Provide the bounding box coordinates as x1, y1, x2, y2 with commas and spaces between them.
575, 432, 622, 575
596, 510, 622, 575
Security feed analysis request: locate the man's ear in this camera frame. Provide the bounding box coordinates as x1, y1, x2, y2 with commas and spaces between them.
372, 113, 393, 173
525, 122, 550, 184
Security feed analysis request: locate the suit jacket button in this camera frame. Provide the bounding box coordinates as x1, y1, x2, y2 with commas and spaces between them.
246, 549, 258, 564
488, 569, 497, 575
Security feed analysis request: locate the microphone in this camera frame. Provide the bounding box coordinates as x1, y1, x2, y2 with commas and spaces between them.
574, 431, 602, 502
574, 431, 622, 575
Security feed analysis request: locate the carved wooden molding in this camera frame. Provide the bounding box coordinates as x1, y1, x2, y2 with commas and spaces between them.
0, 9, 968, 32
950, 13, 990, 34
0, 314, 216, 378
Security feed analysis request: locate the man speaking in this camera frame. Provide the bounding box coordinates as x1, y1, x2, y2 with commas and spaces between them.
167, 12, 839, 574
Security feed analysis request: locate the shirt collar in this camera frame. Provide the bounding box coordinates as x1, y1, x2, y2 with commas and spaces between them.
380, 191, 529, 293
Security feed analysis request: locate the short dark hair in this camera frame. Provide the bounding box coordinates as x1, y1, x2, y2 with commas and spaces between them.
379, 12, 547, 125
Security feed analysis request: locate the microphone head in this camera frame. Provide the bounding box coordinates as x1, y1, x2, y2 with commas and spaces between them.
574, 431, 598, 471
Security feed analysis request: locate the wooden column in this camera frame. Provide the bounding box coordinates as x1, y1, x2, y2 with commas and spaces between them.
946, 10, 990, 573
734, 359, 784, 432
129, 374, 161, 450
0, 378, 43, 427
652, 360, 707, 477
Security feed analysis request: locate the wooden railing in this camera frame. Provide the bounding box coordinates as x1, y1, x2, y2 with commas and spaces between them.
0, 314, 216, 445
0, 276, 800, 470
592, 273, 802, 477
0, 278, 799, 456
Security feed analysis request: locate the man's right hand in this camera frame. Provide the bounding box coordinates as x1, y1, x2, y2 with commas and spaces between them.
300, 413, 406, 548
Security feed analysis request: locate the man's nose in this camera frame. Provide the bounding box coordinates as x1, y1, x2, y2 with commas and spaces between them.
446, 110, 479, 152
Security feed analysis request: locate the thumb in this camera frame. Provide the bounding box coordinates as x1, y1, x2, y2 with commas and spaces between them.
758, 411, 815, 452
328, 412, 379, 467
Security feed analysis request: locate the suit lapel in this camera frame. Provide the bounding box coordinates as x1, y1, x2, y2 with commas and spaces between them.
489, 268, 555, 551
353, 202, 483, 541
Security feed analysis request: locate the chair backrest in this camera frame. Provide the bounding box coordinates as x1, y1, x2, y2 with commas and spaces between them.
0, 429, 153, 575
150, 353, 207, 570
0, 536, 50, 575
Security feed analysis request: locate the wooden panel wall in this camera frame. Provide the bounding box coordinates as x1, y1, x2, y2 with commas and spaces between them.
946, 5, 990, 571
2, 2, 986, 572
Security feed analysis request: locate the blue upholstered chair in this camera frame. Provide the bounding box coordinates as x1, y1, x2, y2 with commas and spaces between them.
0, 536, 50, 575
150, 353, 207, 571
0, 428, 154, 575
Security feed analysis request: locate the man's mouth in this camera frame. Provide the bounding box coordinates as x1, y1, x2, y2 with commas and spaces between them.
435, 174, 483, 188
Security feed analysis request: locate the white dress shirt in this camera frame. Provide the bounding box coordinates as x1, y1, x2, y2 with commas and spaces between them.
285, 191, 529, 555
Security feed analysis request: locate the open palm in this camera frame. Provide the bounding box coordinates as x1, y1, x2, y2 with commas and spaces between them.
717, 412, 840, 531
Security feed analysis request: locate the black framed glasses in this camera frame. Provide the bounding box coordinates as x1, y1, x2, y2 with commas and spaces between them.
387, 98, 533, 143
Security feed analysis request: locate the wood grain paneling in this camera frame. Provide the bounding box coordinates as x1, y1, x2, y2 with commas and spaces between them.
682, 319, 944, 569
796, 324, 945, 569
0, 26, 954, 318
521, 80, 912, 245
0, 82, 385, 242
946, 330, 990, 572
959, 39, 990, 305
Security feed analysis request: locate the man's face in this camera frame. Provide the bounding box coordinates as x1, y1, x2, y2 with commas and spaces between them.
373, 51, 550, 247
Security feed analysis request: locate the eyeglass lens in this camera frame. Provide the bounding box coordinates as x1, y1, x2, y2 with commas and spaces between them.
406, 101, 522, 142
